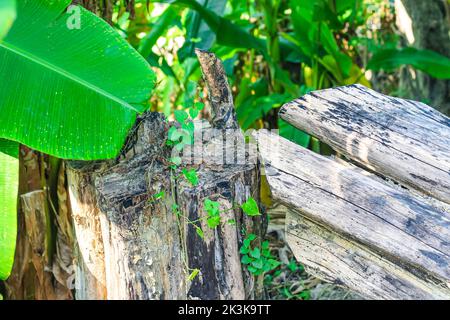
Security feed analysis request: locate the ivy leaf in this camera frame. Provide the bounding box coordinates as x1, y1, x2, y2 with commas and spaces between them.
168, 126, 182, 142
251, 259, 263, 269
287, 260, 298, 272
182, 122, 195, 144
240, 245, 250, 254
263, 262, 273, 272
248, 265, 262, 275
241, 254, 252, 265
182, 168, 199, 186
269, 259, 281, 269
194, 101, 205, 111
247, 233, 257, 241
204, 198, 220, 217
227, 219, 236, 225
250, 247, 261, 259
189, 108, 199, 119
174, 109, 189, 123
241, 197, 260, 216
207, 215, 220, 229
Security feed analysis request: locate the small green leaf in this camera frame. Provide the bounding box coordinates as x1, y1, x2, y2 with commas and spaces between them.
247, 233, 257, 241
263, 262, 272, 272
189, 108, 199, 119
204, 198, 220, 217
250, 247, 261, 259
241, 254, 252, 265
194, 101, 205, 111
240, 245, 250, 254
288, 260, 298, 272
174, 110, 189, 123
207, 215, 220, 229
153, 190, 165, 201
251, 259, 263, 269
168, 126, 181, 142
227, 219, 236, 225
269, 259, 281, 269
241, 197, 260, 216
188, 268, 200, 281
247, 265, 262, 275
182, 168, 199, 186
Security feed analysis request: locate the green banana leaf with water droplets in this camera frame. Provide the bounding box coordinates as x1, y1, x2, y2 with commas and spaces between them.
0, 0, 156, 160
0, 0, 155, 280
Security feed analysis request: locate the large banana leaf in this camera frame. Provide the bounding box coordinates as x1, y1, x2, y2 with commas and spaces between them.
0, 0, 156, 160
156, 0, 266, 51
368, 47, 450, 80
177, 0, 227, 61
0, 139, 18, 280
0, 0, 155, 280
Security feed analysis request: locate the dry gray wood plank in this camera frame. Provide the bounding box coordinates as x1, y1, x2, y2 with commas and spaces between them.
255, 130, 450, 297
279, 84, 450, 204
286, 210, 450, 300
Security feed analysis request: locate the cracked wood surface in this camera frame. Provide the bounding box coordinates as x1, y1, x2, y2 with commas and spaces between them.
279, 84, 450, 204
256, 129, 450, 299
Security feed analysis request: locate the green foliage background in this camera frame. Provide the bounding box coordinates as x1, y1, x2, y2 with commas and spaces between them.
117, 0, 449, 145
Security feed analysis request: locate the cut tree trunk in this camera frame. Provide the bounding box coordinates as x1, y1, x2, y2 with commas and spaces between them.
66, 50, 264, 300
5, 147, 74, 300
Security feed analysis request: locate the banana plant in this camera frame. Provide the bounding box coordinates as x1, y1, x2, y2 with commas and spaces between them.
0, 0, 155, 280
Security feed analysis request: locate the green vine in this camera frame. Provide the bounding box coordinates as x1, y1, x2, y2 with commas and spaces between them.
149, 93, 280, 281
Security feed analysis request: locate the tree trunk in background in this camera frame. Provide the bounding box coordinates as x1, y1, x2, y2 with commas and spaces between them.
5, 148, 74, 300
396, 0, 450, 115
66, 51, 264, 300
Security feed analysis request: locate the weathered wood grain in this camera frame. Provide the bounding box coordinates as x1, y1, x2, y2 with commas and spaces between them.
256, 130, 450, 299
279, 84, 450, 204
286, 211, 450, 300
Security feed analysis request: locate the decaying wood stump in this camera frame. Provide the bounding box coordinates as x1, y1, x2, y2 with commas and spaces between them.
66, 50, 264, 300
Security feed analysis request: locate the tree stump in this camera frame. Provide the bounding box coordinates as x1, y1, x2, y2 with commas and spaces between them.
66, 50, 264, 300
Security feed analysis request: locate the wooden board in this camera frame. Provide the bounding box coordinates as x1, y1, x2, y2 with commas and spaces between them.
279, 84, 450, 204
256, 130, 450, 299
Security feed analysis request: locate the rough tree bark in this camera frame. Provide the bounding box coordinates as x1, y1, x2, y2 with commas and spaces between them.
66, 50, 264, 300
